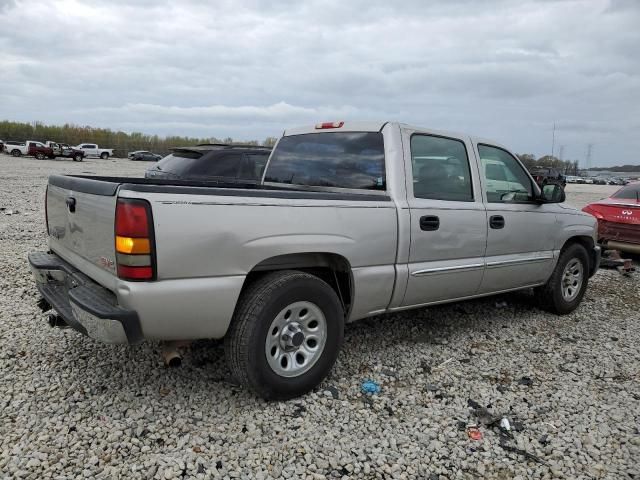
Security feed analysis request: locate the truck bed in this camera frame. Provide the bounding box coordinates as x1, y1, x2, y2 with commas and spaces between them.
49, 175, 389, 201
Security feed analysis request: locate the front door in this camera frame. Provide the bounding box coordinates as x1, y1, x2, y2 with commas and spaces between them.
475, 143, 557, 293
401, 131, 488, 307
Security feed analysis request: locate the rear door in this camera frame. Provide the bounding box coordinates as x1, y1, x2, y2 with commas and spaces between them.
475, 143, 557, 293
401, 130, 487, 306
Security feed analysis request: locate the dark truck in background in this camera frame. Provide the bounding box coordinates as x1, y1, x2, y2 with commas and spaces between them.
530, 167, 567, 188
45, 142, 85, 162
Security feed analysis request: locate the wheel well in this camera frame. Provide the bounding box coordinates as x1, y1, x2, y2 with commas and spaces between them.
562, 235, 597, 275
243, 253, 353, 317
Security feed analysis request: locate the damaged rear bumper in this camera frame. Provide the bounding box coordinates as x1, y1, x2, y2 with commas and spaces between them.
28, 251, 143, 344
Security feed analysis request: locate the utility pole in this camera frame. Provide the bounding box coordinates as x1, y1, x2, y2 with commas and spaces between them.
551, 122, 556, 158
586, 144, 593, 170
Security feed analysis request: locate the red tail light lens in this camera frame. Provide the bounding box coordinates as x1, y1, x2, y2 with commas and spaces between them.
116, 201, 149, 237
582, 205, 604, 219
115, 198, 155, 281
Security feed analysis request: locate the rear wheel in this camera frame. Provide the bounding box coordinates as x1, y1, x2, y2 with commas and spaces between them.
225, 270, 344, 400
73, 153, 83, 162
35, 152, 45, 160
535, 243, 589, 314
100, 152, 109, 159
11, 149, 21, 157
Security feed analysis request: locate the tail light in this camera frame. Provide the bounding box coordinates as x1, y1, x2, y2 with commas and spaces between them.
115, 198, 156, 281
582, 205, 604, 220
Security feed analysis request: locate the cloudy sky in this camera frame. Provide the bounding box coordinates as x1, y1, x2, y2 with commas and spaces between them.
1, 0, 639, 165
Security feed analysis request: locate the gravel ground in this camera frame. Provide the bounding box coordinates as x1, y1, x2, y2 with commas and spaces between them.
1, 154, 639, 480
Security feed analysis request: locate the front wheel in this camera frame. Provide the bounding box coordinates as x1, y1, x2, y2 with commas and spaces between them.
534, 243, 589, 315
11, 149, 21, 157
73, 154, 83, 162
35, 152, 45, 160
100, 152, 109, 159
225, 270, 344, 400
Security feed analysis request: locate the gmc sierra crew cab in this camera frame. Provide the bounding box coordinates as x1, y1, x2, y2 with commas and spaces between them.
29, 121, 600, 399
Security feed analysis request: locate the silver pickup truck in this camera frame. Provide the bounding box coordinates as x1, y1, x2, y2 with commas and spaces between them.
29, 121, 600, 399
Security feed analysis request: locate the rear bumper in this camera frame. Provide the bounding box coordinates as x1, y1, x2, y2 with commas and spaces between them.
28, 251, 142, 344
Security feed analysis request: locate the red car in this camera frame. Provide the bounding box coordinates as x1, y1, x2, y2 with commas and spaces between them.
582, 183, 640, 254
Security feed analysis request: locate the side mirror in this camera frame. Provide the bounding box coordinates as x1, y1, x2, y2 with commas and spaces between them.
539, 183, 565, 203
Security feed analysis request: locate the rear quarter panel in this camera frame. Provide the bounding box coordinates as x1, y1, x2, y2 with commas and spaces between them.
120, 189, 400, 325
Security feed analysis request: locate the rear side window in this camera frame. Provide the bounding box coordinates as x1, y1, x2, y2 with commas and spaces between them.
193, 153, 241, 177
265, 132, 386, 190
612, 185, 640, 200
410, 135, 473, 201
154, 151, 204, 176
239, 153, 269, 180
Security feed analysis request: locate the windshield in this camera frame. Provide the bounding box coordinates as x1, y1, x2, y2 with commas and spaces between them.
265, 132, 385, 190
612, 184, 640, 200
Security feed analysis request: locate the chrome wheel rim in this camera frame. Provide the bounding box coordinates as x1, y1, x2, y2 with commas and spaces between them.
561, 258, 583, 302
265, 301, 327, 378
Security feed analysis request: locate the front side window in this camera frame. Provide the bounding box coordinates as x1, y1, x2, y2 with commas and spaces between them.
478, 144, 533, 203
265, 132, 385, 190
410, 135, 473, 201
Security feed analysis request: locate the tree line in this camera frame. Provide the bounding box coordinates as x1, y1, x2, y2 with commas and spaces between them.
2, 120, 635, 173
516, 154, 581, 175
0, 120, 278, 157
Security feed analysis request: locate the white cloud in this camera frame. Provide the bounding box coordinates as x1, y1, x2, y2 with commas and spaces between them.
0, 0, 639, 164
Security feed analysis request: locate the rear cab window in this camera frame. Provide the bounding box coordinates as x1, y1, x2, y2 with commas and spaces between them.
264, 132, 386, 190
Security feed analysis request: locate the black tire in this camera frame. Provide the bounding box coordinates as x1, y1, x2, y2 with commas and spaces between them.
11, 149, 21, 157
225, 270, 344, 400
534, 243, 589, 315
73, 154, 83, 162
35, 152, 45, 160
100, 152, 109, 159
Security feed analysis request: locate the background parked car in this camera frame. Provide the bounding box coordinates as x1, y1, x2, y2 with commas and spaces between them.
130, 151, 163, 161
4, 141, 28, 156
75, 143, 114, 159
592, 177, 608, 185
145, 144, 271, 182
45, 142, 85, 161
530, 167, 566, 187
27, 141, 55, 159
583, 183, 639, 254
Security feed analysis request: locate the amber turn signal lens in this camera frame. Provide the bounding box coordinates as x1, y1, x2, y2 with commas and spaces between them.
116, 236, 150, 254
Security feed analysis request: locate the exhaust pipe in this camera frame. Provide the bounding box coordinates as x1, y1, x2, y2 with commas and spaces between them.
161, 340, 191, 367
47, 313, 68, 328
606, 241, 640, 255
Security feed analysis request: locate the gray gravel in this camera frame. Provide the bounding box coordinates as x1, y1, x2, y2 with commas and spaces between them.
1, 154, 639, 479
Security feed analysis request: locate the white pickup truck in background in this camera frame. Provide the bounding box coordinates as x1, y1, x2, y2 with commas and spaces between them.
75, 143, 114, 159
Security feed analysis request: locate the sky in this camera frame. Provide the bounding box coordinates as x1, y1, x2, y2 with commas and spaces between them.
1, 0, 639, 166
